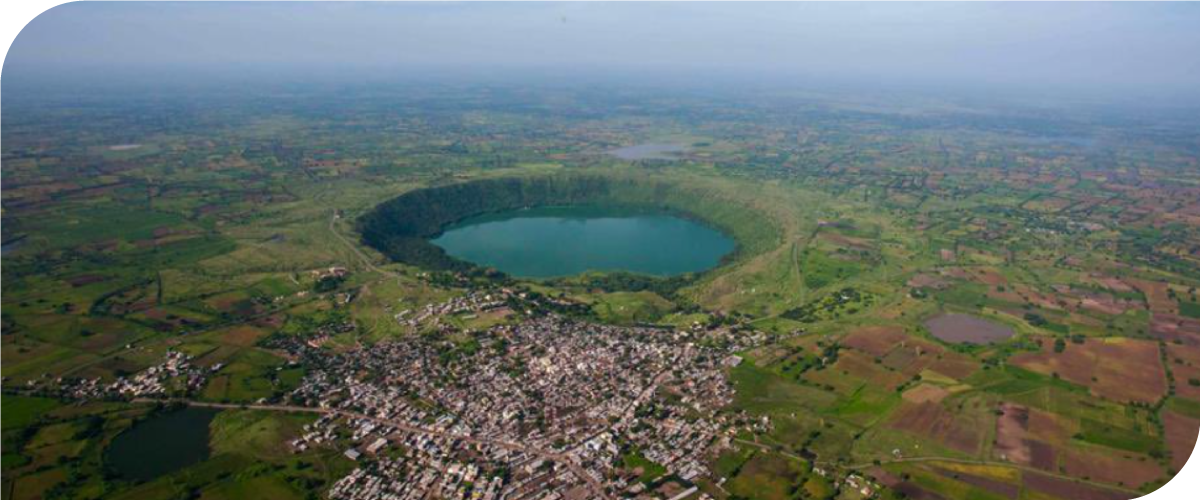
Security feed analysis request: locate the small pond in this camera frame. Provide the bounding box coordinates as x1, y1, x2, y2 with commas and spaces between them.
925, 313, 1015, 344
607, 143, 689, 160
106, 407, 220, 481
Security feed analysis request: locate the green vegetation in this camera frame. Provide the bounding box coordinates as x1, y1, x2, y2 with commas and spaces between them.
357, 173, 778, 273
4, 72, 1199, 500
800, 247, 863, 290
1, 395, 62, 430
1077, 418, 1164, 455
621, 451, 667, 485
780, 287, 874, 323
724, 452, 831, 500
1, 400, 350, 500
1180, 300, 1200, 319
200, 349, 291, 403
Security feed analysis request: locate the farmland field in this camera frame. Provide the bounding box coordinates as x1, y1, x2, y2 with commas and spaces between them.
4, 3, 1200, 500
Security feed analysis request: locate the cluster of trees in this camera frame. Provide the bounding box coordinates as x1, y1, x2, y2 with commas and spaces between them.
564, 272, 695, 299
313, 273, 345, 293
358, 176, 638, 270
781, 287, 870, 322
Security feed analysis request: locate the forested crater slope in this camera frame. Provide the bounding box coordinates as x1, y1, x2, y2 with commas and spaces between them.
356, 174, 778, 273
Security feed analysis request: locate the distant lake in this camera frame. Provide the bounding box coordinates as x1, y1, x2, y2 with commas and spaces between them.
432, 206, 735, 278
106, 407, 219, 481
608, 143, 689, 161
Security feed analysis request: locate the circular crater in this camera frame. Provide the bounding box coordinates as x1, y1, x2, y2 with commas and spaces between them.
357, 175, 775, 279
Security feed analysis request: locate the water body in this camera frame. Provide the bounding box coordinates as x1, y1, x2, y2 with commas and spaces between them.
106, 407, 220, 481
608, 143, 689, 161
925, 313, 1015, 344
432, 206, 735, 278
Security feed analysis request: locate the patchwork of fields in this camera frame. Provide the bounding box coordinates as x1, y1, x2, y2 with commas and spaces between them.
3, 80, 1200, 500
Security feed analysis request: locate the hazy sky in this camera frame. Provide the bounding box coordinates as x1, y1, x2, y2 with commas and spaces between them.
5, 2, 1200, 97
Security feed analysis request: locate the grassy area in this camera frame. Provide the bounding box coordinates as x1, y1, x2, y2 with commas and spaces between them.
729, 361, 837, 416
1180, 300, 1200, 319
621, 451, 667, 485
200, 349, 288, 403
1, 400, 349, 500
1076, 418, 1163, 455
210, 411, 315, 459
4, 74, 1200, 500
590, 291, 675, 325
724, 451, 828, 500
1, 395, 62, 429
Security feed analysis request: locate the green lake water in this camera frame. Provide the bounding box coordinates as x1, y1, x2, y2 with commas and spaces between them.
431, 206, 735, 278
105, 407, 219, 481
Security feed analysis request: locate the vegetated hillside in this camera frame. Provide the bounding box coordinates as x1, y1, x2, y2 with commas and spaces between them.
356, 173, 779, 272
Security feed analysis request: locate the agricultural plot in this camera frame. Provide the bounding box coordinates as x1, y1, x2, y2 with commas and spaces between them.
3, 65, 1200, 500
1009, 337, 1168, 404
885, 397, 992, 456
724, 452, 829, 500
1163, 411, 1200, 472
199, 349, 290, 403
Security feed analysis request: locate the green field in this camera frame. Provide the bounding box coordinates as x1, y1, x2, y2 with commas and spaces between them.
4, 51, 1200, 500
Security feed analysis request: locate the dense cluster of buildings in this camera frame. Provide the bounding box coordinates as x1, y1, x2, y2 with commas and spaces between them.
23, 289, 791, 499
394, 289, 511, 328
276, 315, 764, 500
55, 349, 213, 399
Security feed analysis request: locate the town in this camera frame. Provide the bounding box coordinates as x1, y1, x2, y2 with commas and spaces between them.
282, 315, 761, 500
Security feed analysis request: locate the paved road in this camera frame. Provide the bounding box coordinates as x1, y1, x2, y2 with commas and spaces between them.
665, 486, 699, 500
59, 296, 321, 379
56, 212, 364, 380
328, 211, 404, 279
566, 368, 671, 456
139, 398, 613, 500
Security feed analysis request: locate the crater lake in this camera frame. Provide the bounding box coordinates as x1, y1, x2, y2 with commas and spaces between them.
431, 206, 735, 278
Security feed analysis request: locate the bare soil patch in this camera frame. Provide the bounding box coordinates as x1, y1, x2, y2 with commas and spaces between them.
888, 401, 983, 455
843, 325, 908, 357
907, 274, 950, 289
1167, 343, 1200, 401
1151, 313, 1200, 346
1163, 411, 1200, 473
835, 350, 909, 391
902, 384, 950, 404
219, 326, 268, 347
993, 403, 1071, 472
931, 466, 1019, 499
1060, 447, 1163, 488
1130, 278, 1175, 315
1010, 337, 1167, 404
994, 403, 1033, 465
927, 354, 979, 380
1023, 472, 1128, 500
